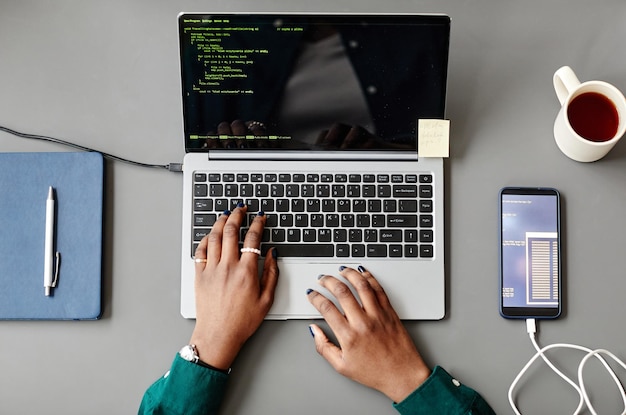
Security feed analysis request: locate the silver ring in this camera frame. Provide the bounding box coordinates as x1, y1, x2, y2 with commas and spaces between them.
240, 247, 262, 255
194, 258, 207, 263
248, 121, 266, 131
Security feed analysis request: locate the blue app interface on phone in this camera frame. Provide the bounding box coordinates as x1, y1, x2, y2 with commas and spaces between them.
501, 193, 559, 309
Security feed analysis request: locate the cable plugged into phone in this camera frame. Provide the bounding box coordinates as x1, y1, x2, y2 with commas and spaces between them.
508, 318, 626, 415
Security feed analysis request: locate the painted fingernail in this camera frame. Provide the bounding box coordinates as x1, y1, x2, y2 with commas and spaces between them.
317, 274, 325, 280
358, 265, 366, 273
223, 210, 231, 216
236, 202, 245, 208
271, 247, 278, 259
308, 325, 315, 338
338, 265, 346, 271
306, 288, 314, 295
257, 211, 265, 217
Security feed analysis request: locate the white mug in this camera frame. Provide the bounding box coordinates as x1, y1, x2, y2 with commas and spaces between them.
553, 66, 626, 162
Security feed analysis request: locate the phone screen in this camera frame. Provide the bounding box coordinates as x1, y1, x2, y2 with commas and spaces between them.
499, 187, 561, 319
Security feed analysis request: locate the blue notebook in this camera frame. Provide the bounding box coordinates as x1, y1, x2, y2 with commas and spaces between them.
0, 152, 104, 320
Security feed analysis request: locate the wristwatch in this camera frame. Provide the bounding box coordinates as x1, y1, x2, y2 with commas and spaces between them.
179, 344, 231, 374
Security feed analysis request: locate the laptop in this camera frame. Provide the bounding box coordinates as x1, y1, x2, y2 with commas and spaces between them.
178, 12, 450, 319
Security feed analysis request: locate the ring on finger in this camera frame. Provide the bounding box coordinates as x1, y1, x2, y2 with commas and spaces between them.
240, 247, 262, 255
194, 258, 207, 263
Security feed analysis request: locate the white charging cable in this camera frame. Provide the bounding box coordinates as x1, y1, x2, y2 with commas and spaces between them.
508, 318, 626, 415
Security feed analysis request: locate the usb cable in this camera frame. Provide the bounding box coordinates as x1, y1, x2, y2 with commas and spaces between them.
508, 318, 626, 415
0, 124, 183, 172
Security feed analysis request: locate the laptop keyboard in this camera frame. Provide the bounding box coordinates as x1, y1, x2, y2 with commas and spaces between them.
191, 172, 435, 259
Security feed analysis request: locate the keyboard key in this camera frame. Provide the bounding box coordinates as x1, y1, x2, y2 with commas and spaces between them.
420, 230, 433, 242
387, 215, 418, 227
399, 200, 418, 212
367, 244, 387, 257
378, 185, 391, 197
318, 229, 332, 242
194, 214, 216, 227
419, 185, 433, 198
380, 229, 402, 242
336, 244, 350, 257
194, 184, 208, 197
240, 184, 254, 197
303, 229, 316, 242
194, 199, 213, 211
420, 245, 434, 257
287, 229, 301, 242
261, 199, 274, 212
393, 185, 418, 198
349, 229, 363, 242
272, 229, 285, 242
419, 215, 433, 228
389, 245, 403, 257
194, 228, 210, 241
271, 184, 284, 197
333, 229, 347, 242
261, 244, 334, 257
405, 229, 418, 242
350, 244, 365, 257
405, 245, 419, 257
214, 199, 228, 211
419, 174, 433, 183
419, 200, 433, 213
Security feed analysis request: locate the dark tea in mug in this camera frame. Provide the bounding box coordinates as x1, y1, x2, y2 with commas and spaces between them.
567, 92, 619, 142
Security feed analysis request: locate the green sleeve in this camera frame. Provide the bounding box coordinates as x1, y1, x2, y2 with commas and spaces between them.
393, 366, 495, 415
139, 354, 229, 415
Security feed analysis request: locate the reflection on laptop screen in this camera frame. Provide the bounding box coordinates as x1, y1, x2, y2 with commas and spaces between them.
179, 14, 450, 152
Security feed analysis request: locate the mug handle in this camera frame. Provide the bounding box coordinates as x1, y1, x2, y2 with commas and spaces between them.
553, 66, 581, 105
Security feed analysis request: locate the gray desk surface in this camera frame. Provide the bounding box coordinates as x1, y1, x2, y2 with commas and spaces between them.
2, 1, 626, 413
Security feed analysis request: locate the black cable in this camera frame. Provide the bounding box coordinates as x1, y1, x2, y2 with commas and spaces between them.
0, 124, 183, 172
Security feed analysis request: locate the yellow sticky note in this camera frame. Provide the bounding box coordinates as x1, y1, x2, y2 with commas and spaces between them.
418, 119, 450, 157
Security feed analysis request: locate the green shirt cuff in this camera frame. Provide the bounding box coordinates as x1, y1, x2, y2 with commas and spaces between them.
393, 366, 494, 415
139, 354, 229, 415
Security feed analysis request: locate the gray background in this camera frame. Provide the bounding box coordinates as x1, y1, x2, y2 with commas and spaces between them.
2, 0, 626, 413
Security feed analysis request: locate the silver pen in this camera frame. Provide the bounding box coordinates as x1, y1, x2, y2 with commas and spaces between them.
43, 186, 59, 296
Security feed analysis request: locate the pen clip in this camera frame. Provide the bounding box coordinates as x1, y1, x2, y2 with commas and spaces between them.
52, 251, 60, 288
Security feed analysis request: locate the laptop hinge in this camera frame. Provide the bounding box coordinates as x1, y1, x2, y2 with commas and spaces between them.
205, 150, 419, 162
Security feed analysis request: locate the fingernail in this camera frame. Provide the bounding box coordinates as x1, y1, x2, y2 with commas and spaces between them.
308, 325, 315, 338
338, 265, 346, 271
358, 265, 366, 273
237, 202, 245, 208
306, 288, 314, 295
257, 211, 265, 217
223, 210, 231, 216
317, 274, 325, 280
271, 247, 278, 259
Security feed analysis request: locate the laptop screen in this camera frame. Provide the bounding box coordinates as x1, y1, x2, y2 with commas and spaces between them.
178, 13, 450, 153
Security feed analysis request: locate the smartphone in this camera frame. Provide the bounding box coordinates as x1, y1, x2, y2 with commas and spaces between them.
499, 187, 562, 319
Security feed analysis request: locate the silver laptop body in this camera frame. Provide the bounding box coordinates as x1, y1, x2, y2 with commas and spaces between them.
178, 12, 450, 319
